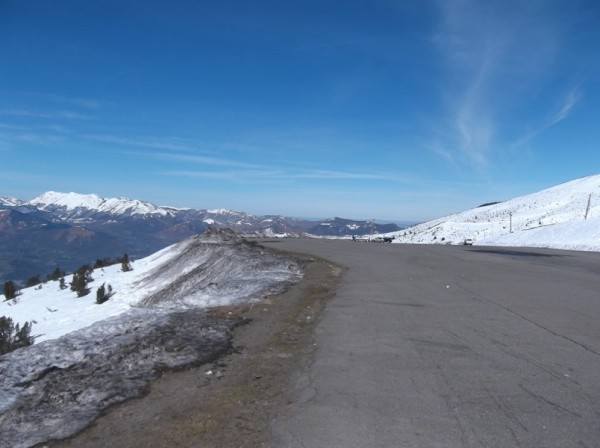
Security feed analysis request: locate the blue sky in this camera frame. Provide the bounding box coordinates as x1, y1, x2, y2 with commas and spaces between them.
1, 0, 599, 222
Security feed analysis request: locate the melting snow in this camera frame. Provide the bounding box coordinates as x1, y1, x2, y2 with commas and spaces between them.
0, 230, 303, 447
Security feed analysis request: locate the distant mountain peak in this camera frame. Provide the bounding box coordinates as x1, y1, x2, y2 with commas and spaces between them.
206, 208, 245, 216
0, 196, 23, 207
30, 191, 104, 210
28, 191, 178, 217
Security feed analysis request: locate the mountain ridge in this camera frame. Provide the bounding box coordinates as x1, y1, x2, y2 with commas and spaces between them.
28, 191, 184, 217
0, 191, 401, 283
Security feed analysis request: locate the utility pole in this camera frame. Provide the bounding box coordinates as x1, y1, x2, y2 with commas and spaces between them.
509, 212, 513, 233
585, 193, 592, 219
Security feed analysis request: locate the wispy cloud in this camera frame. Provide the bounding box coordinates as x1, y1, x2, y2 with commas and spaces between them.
286, 169, 397, 180
135, 151, 262, 169
86, 134, 262, 169
430, 0, 578, 170
161, 168, 401, 182
547, 87, 581, 127
160, 169, 280, 181
86, 134, 208, 153
17, 92, 105, 110
0, 108, 91, 120
0, 127, 68, 148
510, 87, 582, 148
88, 132, 404, 179
0, 123, 27, 131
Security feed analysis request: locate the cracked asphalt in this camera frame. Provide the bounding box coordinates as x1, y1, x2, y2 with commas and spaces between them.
262, 239, 600, 448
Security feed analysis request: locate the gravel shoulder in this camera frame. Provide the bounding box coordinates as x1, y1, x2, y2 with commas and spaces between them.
42, 247, 341, 448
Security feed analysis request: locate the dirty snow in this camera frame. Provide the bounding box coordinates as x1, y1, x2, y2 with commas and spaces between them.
0, 230, 303, 448
2, 231, 300, 343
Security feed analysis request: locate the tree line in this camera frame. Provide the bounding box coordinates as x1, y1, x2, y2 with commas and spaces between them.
3, 253, 133, 299
1, 253, 133, 355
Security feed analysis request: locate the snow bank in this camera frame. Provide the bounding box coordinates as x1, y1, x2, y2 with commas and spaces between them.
0, 309, 235, 448
1, 230, 302, 343
479, 217, 600, 251
0, 230, 303, 448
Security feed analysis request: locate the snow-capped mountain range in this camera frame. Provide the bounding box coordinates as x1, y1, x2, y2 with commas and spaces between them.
0, 191, 399, 283
28, 191, 183, 217
389, 174, 600, 251
3, 191, 398, 235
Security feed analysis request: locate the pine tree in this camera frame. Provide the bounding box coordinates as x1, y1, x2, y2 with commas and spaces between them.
46, 267, 65, 282
121, 253, 132, 272
96, 283, 106, 304
3, 281, 16, 301
96, 283, 113, 304
70, 264, 92, 297
0, 316, 35, 355
25, 275, 41, 288
59, 277, 67, 290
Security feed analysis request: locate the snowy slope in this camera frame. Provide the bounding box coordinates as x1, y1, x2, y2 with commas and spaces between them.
389, 174, 600, 251
1, 230, 302, 343
28, 191, 182, 217
0, 230, 303, 447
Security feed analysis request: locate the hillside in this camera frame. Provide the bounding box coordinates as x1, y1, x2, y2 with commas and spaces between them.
389, 174, 600, 251
1, 229, 302, 343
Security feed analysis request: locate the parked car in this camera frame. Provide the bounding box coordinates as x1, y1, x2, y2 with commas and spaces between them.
353, 235, 395, 243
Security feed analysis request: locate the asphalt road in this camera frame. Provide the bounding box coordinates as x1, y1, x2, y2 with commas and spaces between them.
261, 240, 600, 448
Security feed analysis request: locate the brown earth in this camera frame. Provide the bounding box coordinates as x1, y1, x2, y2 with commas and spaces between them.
40, 248, 342, 448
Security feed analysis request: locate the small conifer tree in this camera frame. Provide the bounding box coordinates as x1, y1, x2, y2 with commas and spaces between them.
0, 316, 35, 355
25, 275, 41, 288
121, 253, 132, 272
96, 283, 113, 304
71, 264, 92, 297
96, 283, 106, 304
3, 281, 17, 301
46, 267, 65, 282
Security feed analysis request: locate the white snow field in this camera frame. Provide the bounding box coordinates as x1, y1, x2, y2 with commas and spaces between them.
388, 174, 600, 251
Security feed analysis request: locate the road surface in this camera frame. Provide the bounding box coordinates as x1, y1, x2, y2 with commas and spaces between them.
262, 239, 600, 448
